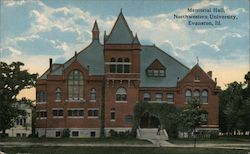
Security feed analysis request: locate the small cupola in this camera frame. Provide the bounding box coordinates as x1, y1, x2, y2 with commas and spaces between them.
92, 20, 99, 41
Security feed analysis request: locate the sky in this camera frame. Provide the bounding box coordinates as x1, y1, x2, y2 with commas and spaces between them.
0, 0, 249, 100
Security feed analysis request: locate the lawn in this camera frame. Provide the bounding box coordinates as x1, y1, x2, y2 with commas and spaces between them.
169, 136, 250, 145
0, 146, 249, 154
0, 137, 151, 144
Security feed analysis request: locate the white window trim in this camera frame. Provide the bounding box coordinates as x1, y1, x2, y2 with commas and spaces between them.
89, 100, 96, 103
87, 108, 99, 118
36, 102, 47, 104
55, 100, 62, 102
115, 101, 128, 103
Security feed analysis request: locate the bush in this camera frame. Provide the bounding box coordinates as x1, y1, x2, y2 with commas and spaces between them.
109, 129, 133, 138
62, 129, 70, 138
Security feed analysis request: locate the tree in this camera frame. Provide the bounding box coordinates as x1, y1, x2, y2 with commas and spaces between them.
178, 98, 208, 138
0, 61, 37, 136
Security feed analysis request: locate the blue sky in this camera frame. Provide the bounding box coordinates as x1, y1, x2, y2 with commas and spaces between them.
0, 0, 249, 98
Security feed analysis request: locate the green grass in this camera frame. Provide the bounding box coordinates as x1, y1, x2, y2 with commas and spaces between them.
169, 136, 250, 145
0, 146, 249, 154
0, 137, 151, 144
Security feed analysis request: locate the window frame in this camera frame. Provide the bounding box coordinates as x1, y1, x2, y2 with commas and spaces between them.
116, 87, 127, 102
68, 70, 84, 101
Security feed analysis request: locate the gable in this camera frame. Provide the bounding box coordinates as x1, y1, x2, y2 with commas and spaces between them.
146, 59, 166, 70
179, 64, 215, 84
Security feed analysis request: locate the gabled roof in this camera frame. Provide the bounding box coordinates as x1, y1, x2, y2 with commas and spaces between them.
64, 40, 104, 75
179, 64, 215, 83
140, 45, 189, 87
106, 11, 134, 44
146, 59, 166, 70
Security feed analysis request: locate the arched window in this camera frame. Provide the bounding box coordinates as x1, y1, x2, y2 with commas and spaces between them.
124, 58, 130, 73
68, 70, 84, 100
37, 91, 46, 102
193, 89, 200, 98
90, 88, 96, 102
55, 88, 62, 101
117, 58, 123, 73
185, 90, 192, 102
143, 93, 151, 102
116, 87, 127, 101
201, 90, 208, 103
110, 58, 116, 73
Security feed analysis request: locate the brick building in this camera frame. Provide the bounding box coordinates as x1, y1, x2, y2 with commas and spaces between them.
36, 11, 220, 137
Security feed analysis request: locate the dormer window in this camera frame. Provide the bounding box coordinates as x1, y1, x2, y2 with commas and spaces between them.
146, 59, 166, 77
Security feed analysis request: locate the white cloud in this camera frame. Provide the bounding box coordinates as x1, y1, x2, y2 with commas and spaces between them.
3, 0, 28, 7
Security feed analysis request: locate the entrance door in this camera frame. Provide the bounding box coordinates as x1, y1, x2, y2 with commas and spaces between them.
139, 112, 160, 128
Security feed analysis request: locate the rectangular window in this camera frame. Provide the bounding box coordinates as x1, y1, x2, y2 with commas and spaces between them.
90, 131, 96, 137
56, 131, 61, 137
124, 65, 130, 73
88, 109, 99, 118
110, 64, 116, 73
68, 109, 84, 117
72, 131, 79, 137
110, 109, 115, 121
53, 109, 64, 117
117, 64, 123, 73
167, 93, 174, 103
40, 111, 47, 118
155, 93, 163, 101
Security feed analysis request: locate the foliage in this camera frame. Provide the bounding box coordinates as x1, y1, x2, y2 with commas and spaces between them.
0, 61, 38, 136
132, 102, 178, 138
109, 129, 132, 138
219, 79, 250, 135
62, 129, 70, 138
177, 98, 208, 137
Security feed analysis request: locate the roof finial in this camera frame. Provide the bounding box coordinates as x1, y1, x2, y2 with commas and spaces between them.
196, 56, 199, 65
120, 8, 122, 13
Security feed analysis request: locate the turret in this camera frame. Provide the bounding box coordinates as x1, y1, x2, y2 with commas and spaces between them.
92, 20, 99, 41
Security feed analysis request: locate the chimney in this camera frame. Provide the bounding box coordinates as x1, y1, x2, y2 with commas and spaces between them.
49, 58, 52, 72
207, 71, 212, 78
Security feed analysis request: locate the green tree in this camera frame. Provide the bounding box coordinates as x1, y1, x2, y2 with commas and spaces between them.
0, 61, 37, 136
178, 98, 207, 138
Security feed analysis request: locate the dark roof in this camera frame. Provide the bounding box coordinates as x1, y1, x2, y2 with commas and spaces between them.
133, 34, 140, 44
106, 11, 134, 44
140, 45, 189, 87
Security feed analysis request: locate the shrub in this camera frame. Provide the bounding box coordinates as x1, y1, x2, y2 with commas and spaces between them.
62, 128, 70, 138
109, 129, 133, 138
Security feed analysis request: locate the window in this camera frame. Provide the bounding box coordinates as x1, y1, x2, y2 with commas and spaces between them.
68, 70, 84, 100
55, 88, 62, 101
147, 69, 165, 77
125, 115, 133, 124
201, 90, 208, 103
68, 109, 84, 117
124, 58, 130, 73
37, 91, 46, 102
90, 131, 96, 137
110, 108, 115, 121
88, 109, 99, 118
72, 131, 79, 137
117, 58, 123, 73
185, 90, 192, 102
201, 113, 208, 124
167, 93, 174, 103
143, 93, 151, 102
56, 131, 61, 137
90, 88, 96, 102
194, 90, 200, 100
109, 58, 130, 73
53, 109, 64, 117
40, 111, 47, 118
110, 58, 116, 73
155, 93, 163, 101
195, 74, 200, 81
116, 87, 127, 101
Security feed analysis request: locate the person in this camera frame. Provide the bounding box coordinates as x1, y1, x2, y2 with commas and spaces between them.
157, 125, 161, 135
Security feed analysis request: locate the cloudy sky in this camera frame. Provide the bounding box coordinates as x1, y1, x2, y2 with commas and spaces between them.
0, 0, 249, 100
